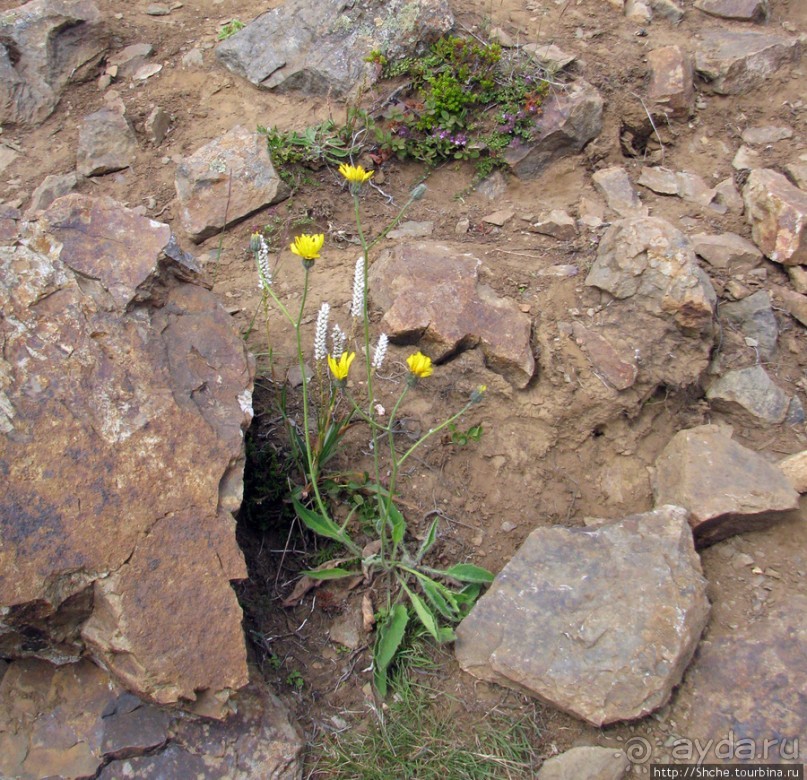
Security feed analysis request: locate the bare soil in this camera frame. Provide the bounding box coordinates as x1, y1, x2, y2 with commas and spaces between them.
3, 0, 807, 773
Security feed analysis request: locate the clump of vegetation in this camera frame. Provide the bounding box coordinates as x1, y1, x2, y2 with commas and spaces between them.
259, 34, 550, 182
311, 674, 541, 779
217, 19, 245, 40
249, 165, 491, 694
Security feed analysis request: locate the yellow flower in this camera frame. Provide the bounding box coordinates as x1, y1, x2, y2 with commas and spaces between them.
339, 163, 374, 187
406, 351, 433, 379
328, 351, 355, 382
290, 233, 325, 262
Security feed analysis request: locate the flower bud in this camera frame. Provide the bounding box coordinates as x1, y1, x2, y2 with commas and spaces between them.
409, 183, 427, 201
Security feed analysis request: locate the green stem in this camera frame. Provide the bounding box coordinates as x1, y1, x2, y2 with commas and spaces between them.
383, 384, 410, 557
397, 401, 474, 469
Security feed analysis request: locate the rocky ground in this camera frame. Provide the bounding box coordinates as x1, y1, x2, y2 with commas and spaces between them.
1, 0, 807, 777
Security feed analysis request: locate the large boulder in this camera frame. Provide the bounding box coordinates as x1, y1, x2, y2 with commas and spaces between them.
216, 0, 453, 97
368, 242, 535, 388
0, 194, 254, 713
455, 506, 710, 726
0, 0, 107, 126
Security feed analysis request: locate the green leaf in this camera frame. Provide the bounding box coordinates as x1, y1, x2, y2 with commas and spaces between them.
414, 573, 459, 619
416, 516, 440, 563
401, 582, 440, 641
293, 497, 350, 545
388, 502, 406, 546
437, 626, 456, 643
301, 567, 359, 580
443, 563, 494, 584
373, 603, 409, 697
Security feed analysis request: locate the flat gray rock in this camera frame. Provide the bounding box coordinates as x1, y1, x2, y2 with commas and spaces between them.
653, 424, 800, 546
592, 167, 647, 217
707, 364, 800, 426
691, 231, 762, 270
216, 0, 453, 97
0, 0, 107, 126
694, 0, 769, 21
719, 290, 778, 360
175, 125, 290, 242
695, 30, 801, 95
455, 506, 710, 727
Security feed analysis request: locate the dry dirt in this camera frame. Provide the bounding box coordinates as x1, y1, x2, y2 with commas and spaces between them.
3, 0, 807, 774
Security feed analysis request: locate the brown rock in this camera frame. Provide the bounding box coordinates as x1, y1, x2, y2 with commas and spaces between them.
785, 162, 807, 191
653, 424, 800, 546
369, 242, 535, 388
676, 595, 807, 764
0, 205, 21, 242
787, 265, 807, 294
591, 166, 647, 218
504, 80, 603, 179
647, 45, 694, 119
778, 451, 807, 493
107, 43, 154, 79
694, 0, 769, 21
455, 506, 710, 726
572, 322, 638, 390
695, 30, 801, 95
0, 658, 117, 780
175, 125, 290, 242
532, 209, 578, 240
76, 105, 138, 177
0, 194, 253, 710
774, 285, 807, 327
638, 166, 679, 195
691, 232, 762, 269
24, 172, 81, 216
538, 746, 630, 780
743, 169, 807, 266
145, 106, 171, 145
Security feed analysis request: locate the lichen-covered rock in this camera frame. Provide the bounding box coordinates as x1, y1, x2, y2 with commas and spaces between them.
0, 194, 253, 712
175, 125, 290, 242
743, 168, 807, 266
584, 216, 717, 386
369, 242, 535, 388
216, 0, 453, 97
0, 0, 107, 126
653, 424, 800, 546
455, 506, 710, 726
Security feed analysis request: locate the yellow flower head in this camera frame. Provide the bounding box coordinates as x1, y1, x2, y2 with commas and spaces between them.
328, 351, 355, 383
406, 351, 433, 380
290, 233, 325, 263
339, 163, 374, 190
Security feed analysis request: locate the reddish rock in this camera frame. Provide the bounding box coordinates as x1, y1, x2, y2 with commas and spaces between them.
572, 323, 638, 391
695, 30, 801, 95
368, 242, 535, 388
694, 0, 769, 22
743, 169, 807, 266
0, 194, 253, 711
455, 506, 710, 726
647, 45, 694, 119
504, 80, 603, 179
653, 425, 800, 546
175, 125, 290, 242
